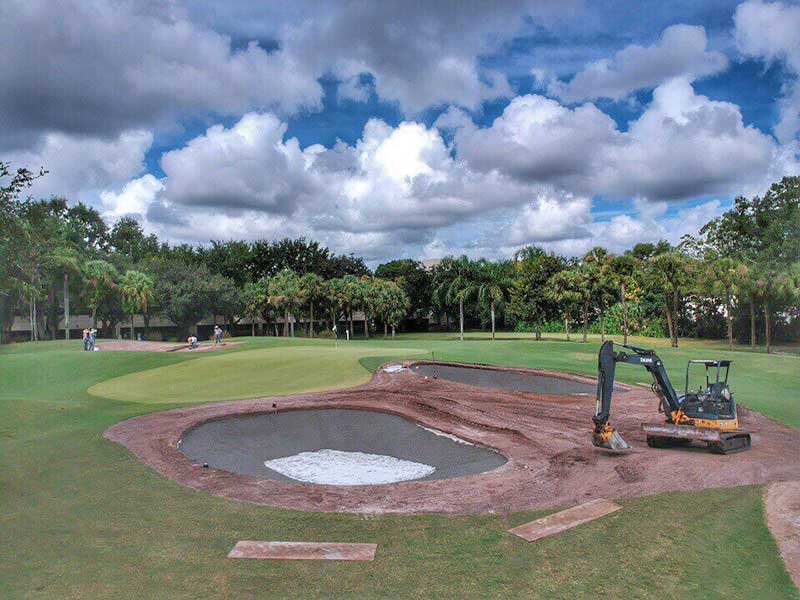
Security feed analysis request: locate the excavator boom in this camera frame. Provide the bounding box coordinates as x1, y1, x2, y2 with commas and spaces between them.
592, 341, 751, 454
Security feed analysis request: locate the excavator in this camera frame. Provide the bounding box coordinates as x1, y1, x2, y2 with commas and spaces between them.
592, 341, 751, 454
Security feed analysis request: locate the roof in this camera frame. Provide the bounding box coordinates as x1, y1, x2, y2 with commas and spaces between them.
688, 359, 732, 367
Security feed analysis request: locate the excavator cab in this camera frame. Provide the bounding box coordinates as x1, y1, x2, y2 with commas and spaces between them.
680, 360, 738, 426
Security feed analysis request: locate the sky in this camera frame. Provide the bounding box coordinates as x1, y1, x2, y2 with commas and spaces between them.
2, 0, 799, 265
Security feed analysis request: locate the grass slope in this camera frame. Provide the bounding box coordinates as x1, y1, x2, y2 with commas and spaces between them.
1, 335, 798, 598
88, 344, 425, 404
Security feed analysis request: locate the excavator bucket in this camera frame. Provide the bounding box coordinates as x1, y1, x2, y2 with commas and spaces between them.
641, 423, 751, 454
592, 427, 631, 452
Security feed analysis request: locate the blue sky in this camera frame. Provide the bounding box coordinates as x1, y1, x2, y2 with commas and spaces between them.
2, 0, 798, 263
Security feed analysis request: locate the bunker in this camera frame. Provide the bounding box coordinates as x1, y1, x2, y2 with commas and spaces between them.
178, 409, 507, 486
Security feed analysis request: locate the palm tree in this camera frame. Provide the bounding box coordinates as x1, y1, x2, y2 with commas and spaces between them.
83, 259, 118, 329
583, 248, 617, 342
475, 260, 512, 341
299, 273, 324, 337
610, 254, 639, 345
268, 269, 301, 337
546, 269, 582, 341
649, 251, 693, 348
119, 270, 155, 341
433, 256, 477, 341
242, 280, 266, 336
700, 257, 744, 351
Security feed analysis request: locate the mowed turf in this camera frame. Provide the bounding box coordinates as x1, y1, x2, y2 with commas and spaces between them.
88, 344, 426, 404
2, 335, 798, 599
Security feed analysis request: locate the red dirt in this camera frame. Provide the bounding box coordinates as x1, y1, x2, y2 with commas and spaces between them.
94, 340, 241, 353
104, 362, 800, 515
765, 481, 800, 589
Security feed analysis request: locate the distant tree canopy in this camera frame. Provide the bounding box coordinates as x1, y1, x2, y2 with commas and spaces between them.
1, 162, 798, 350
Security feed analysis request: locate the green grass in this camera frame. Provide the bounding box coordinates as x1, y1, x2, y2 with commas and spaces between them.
88, 345, 426, 404
2, 334, 798, 599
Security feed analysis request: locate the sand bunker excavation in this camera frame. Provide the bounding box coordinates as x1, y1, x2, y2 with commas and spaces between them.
104, 361, 800, 514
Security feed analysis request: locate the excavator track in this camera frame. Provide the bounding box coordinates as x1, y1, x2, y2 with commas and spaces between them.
642, 423, 751, 454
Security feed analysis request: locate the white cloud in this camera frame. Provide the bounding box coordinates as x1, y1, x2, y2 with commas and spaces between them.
454, 79, 787, 201
508, 192, 592, 244
100, 174, 164, 222
16, 129, 153, 200
160, 113, 320, 215
734, 0, 800, 143
0, 0, 322, 144
549, 24, 728, 103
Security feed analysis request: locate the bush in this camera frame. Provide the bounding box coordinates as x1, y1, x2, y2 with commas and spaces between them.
145, 331, 163, 342
221, 330, 232, 339
316, 329, 336, 339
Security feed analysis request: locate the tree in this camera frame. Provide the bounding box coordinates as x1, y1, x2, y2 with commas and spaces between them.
82, 259, 118, 329
698, 258, 745, 351
299, 272, 324, 337
153, 260, 213, 338
545, 269, 582, 341
508, 247, 566, 340
108, 217, 159, 266
268, 269, 302, 337
374, 259, 432, 320
207, 274, 241, 328
649, 251, 693, 348
583, 248, 618, 342
119, 270, 155, 340
432, 256, 477, 341
198, 240, 252, 288
609, 254, 639, 345
475, 260, 513, 340
241, 281, 264, 336
385, 283, 410, 339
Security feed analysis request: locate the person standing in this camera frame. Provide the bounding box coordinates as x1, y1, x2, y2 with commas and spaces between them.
213, 325, 222, 345
82, 329, 90, 351
89, 328, 97, 351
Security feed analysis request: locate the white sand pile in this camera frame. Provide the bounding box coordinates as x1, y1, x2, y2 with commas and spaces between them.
264, 449, 435, 485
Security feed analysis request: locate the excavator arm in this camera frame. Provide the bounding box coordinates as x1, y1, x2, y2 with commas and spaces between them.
592, 341, 684, 451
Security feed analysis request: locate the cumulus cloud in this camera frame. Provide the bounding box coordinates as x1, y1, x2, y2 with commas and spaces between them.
507, 192, 592, 245
226, 0, 561, 113
734, 0, 800, 143
0, 0, 322, 145
15, 130, 153, 200
159, 113, 321, 214
453, 78, 786, 201
549, 24, 728, 103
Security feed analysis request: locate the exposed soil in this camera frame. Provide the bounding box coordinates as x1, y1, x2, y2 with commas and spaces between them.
765, 481, 800, 589
104, 361, 800, 515
93, 340, 241, 353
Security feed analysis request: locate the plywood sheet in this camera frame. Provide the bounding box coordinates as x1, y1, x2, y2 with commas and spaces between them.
508, 498, 622, 542
228, 541, 377, 561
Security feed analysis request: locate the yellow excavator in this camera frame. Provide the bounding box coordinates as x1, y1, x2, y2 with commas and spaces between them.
592, 341, 751, 454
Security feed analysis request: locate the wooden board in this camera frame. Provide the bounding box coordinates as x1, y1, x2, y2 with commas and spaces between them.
228, 541, 377, 561
508, 498, 622, 542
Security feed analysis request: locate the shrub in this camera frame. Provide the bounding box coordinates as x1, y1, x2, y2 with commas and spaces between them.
145, 331, 163, 342
316, 329, 336, 339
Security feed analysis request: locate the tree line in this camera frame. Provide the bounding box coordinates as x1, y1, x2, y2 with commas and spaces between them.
1, 162, 798, 350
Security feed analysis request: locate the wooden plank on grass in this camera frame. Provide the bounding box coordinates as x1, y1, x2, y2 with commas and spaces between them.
228, 541, 377, 561
508, 498, 622, 542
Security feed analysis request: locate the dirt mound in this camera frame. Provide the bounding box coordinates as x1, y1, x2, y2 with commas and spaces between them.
104, 362, 800, 514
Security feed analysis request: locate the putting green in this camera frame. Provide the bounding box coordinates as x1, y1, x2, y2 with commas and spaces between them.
88, 345, 425, 404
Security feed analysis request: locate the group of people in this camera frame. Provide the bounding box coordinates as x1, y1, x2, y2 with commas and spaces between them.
82, 328, 97, 351
186, 325, 224, 350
